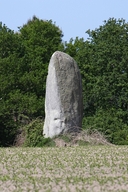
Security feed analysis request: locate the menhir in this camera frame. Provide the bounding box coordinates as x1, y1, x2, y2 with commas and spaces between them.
43, 51, 83, 138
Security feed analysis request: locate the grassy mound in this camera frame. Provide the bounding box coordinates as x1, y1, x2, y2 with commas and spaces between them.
13, 118, 111, 147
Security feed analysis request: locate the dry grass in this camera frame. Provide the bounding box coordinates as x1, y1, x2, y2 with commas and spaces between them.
0, 145, 128, 192
13, 126, 111, 147
54, 129, 112, 147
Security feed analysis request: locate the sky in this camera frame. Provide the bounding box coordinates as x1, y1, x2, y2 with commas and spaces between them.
1, 0, 128, 42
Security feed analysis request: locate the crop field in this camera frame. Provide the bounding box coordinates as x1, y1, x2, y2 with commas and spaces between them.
0, 146, 128, 192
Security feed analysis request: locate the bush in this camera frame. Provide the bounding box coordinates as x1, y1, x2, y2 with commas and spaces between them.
82, 109, 128, 145
22, 118, 55, 147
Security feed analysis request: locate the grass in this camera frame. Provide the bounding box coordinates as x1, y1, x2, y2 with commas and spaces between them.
0, 146, 128, 191
53, 129, 112, 147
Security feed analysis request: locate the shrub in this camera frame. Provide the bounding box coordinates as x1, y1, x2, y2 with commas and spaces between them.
82, 109, 128, 145
22, 118, 55, 147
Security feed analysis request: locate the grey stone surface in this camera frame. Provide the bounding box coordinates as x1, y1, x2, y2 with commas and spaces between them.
43, 51, 83, 138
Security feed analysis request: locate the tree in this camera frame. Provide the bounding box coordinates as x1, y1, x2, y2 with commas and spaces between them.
0, 23, 20, 146
85, 18, 128, 112
17, 16, 63, 117
64, 18, 128, 144
0, 16, 63, 146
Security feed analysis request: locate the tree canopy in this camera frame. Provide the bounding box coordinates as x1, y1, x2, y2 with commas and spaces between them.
0, 17, 128, 146
0, 16, 63, 146
64, 18, 128, 144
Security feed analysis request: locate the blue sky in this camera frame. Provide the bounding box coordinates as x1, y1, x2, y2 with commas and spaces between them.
1, 0, 128, 41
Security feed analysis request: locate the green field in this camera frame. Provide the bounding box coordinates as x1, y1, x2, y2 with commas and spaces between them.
0, 146, 128, 192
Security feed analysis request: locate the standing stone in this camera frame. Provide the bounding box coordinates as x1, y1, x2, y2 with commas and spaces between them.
43, 51, 83, 138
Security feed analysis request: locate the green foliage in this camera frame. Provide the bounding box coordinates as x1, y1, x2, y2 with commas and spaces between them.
64, 18, 128, 145
1, 17, 128, 146
19, 16, 63, 61
23, 118, 55, 147
0, 113, 17, 147
57, 135, 72, 143
77, 140, 90, 146
0, 17, 63, 146
84, 18, 128, 113
82, 108, 128, 144
16, 16, 63, 118
0, 23, 21, 146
